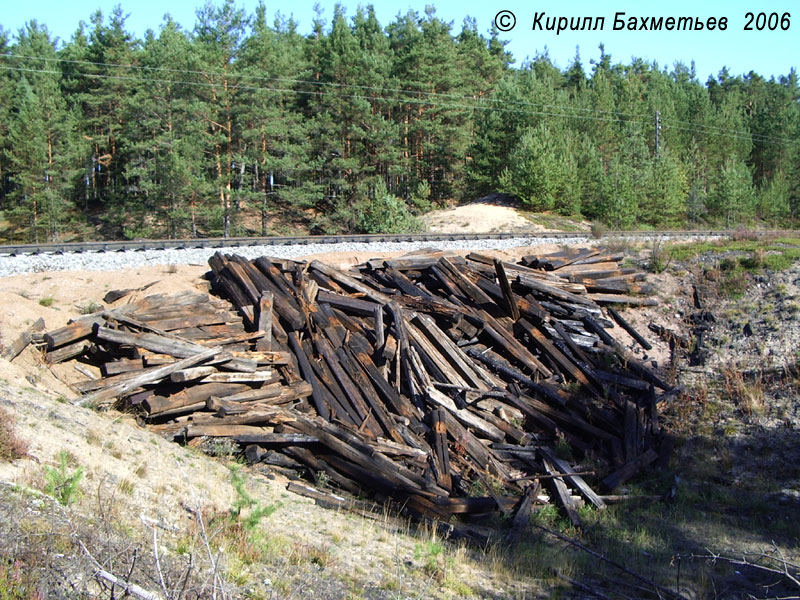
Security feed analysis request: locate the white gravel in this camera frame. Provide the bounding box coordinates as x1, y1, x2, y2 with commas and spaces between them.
0, 236, 591, 277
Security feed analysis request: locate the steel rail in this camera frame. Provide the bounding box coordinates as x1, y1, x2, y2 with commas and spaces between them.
0, 229, 775, 256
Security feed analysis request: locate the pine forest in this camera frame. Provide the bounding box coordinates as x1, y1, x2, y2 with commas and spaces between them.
1, 2, 799, 242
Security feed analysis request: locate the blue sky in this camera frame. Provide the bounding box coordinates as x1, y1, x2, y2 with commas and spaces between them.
2, 0, 797, 82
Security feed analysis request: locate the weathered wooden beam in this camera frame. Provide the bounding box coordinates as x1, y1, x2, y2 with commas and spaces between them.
2, 318, 45, 361
506, 482, 540, 544
310, 260, 392, 305
426, 386, 504, 442
539, 448, 606, 510
78, 346, 222, 407
494, 258, 520, 321
256, 291, 274, 351
588, 294, 658, 307
606, 306, 653, 351
44, 317, 104, 350
543, 457, 581, 527
287, 331, 330, 421
46, 340, 91, 364
429, 408, 452, 492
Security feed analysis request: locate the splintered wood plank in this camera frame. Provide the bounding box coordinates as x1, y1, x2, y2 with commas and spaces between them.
494, 259, 520, 321
256, 291, 274, 351
426, 386, 504, 442
539, 448, 606, 510
2, 318, 45, 361
543, 457, 581, 527
78, 346, 222, 406
506, 482, 540, 544
429, 408, 452, 492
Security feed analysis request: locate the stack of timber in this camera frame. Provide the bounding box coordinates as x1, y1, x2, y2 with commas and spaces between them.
45, 247, 674, 537
42, 290, 301, 415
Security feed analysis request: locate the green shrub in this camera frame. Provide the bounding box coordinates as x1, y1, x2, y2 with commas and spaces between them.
357, 191, 422, 234
43, 451, 84, 506
229, 465, 277, 531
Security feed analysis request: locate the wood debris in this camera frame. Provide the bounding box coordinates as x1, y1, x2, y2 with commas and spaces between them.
41, 247, 674, 537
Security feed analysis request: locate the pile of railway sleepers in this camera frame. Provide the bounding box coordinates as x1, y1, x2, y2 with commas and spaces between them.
44, 246, 674, 537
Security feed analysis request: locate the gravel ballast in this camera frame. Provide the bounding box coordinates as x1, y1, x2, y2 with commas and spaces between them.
0, 236, 589, 277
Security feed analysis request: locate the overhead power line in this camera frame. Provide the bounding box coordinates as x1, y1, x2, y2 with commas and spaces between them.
0, 51, 653, 120
0, 55, 797, 147
0, 63, 650, 127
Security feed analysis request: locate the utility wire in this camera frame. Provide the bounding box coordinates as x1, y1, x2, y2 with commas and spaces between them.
0, 51, 653, 120
1, 59, 797, 147
6, 51, 793, 140
0, 63, 651, 126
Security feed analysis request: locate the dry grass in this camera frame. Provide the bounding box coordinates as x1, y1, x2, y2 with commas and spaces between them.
0, 408, 28, 462
723, 368, 765, 416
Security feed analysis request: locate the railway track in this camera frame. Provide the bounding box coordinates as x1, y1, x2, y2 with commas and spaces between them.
0, 229, 737, 256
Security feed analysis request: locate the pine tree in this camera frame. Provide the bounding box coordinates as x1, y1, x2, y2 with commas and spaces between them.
120, 18, 206, 238
388, 7, 470, 201
0, 26, 13, 203
640, 149, 688, 227
67, 7, 140, 231
238, 3, 319, 235
192, 0, 248, 237
4, 22, 82, 242
498, 122, 580, 215
710, 159, 755, 226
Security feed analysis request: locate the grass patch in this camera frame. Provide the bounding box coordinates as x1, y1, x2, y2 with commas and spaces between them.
668, 237, 800, 271
38, 296, 55, 307
76, 301, 104, 315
